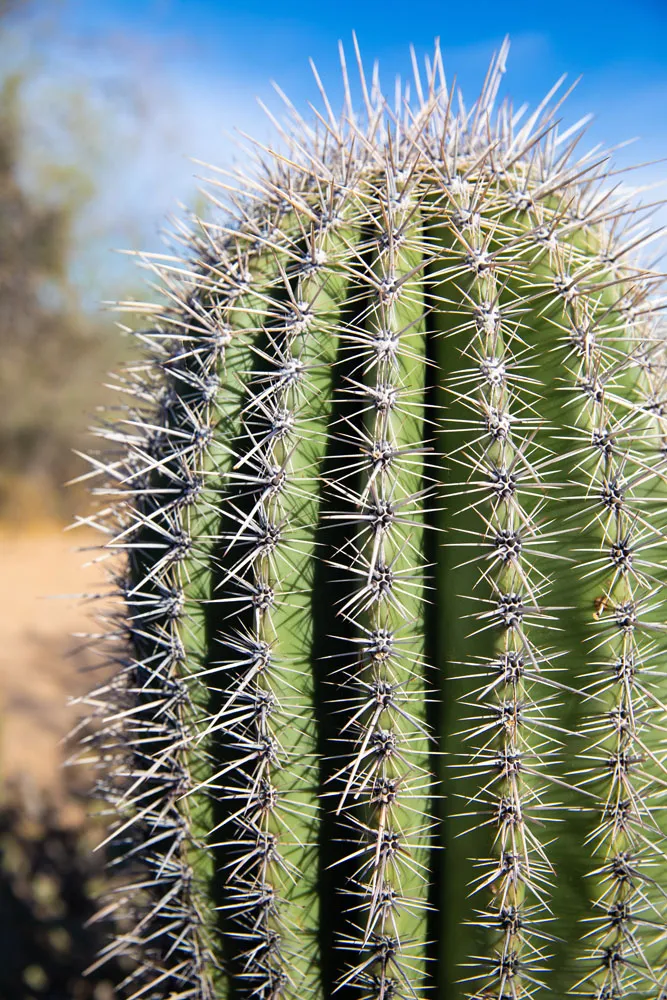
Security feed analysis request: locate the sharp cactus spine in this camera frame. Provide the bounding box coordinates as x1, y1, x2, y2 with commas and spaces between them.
73, 36, 667, 1000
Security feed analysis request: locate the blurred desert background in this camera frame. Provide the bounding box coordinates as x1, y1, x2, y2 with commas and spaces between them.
1, 528, 100, 807
0, 2, 219, 995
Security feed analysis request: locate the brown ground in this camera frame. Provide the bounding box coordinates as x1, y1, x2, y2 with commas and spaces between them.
0, 525, 109, 823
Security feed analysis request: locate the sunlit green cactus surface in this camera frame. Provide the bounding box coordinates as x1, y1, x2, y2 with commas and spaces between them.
76, 36, 667, 1000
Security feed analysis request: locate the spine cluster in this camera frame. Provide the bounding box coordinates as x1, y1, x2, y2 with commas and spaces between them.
78, 260, 244, 997
326, 173, 433, 994
205, 205, 346, 995
447, 250, 560, 997
558, 258, 667, 996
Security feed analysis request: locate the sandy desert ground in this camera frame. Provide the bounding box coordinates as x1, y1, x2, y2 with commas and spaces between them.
0, 526, 109, 821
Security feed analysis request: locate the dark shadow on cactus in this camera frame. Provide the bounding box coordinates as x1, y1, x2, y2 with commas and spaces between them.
202, 324, 278, 1000
310, 298, 368, 1000
421, 293, 443, 996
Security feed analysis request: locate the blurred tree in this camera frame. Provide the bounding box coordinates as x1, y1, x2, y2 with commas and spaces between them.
0, 0, 232, 522
0, 68, 123, 521
0, 0, 194, 522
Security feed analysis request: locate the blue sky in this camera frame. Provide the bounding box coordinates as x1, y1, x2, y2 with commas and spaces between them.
57, 0, 667, 109
6, 0, 667, 299
62, 0, 667, 72
59, 0, 667, 131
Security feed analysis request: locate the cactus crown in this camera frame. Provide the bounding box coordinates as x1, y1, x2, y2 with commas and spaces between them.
74, 36, 667, 1000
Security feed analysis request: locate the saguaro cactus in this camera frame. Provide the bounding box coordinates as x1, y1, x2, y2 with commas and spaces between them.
76, 36, 667, 1000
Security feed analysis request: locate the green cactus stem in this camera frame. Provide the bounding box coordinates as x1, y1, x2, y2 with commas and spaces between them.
74, 35, 667, 1000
